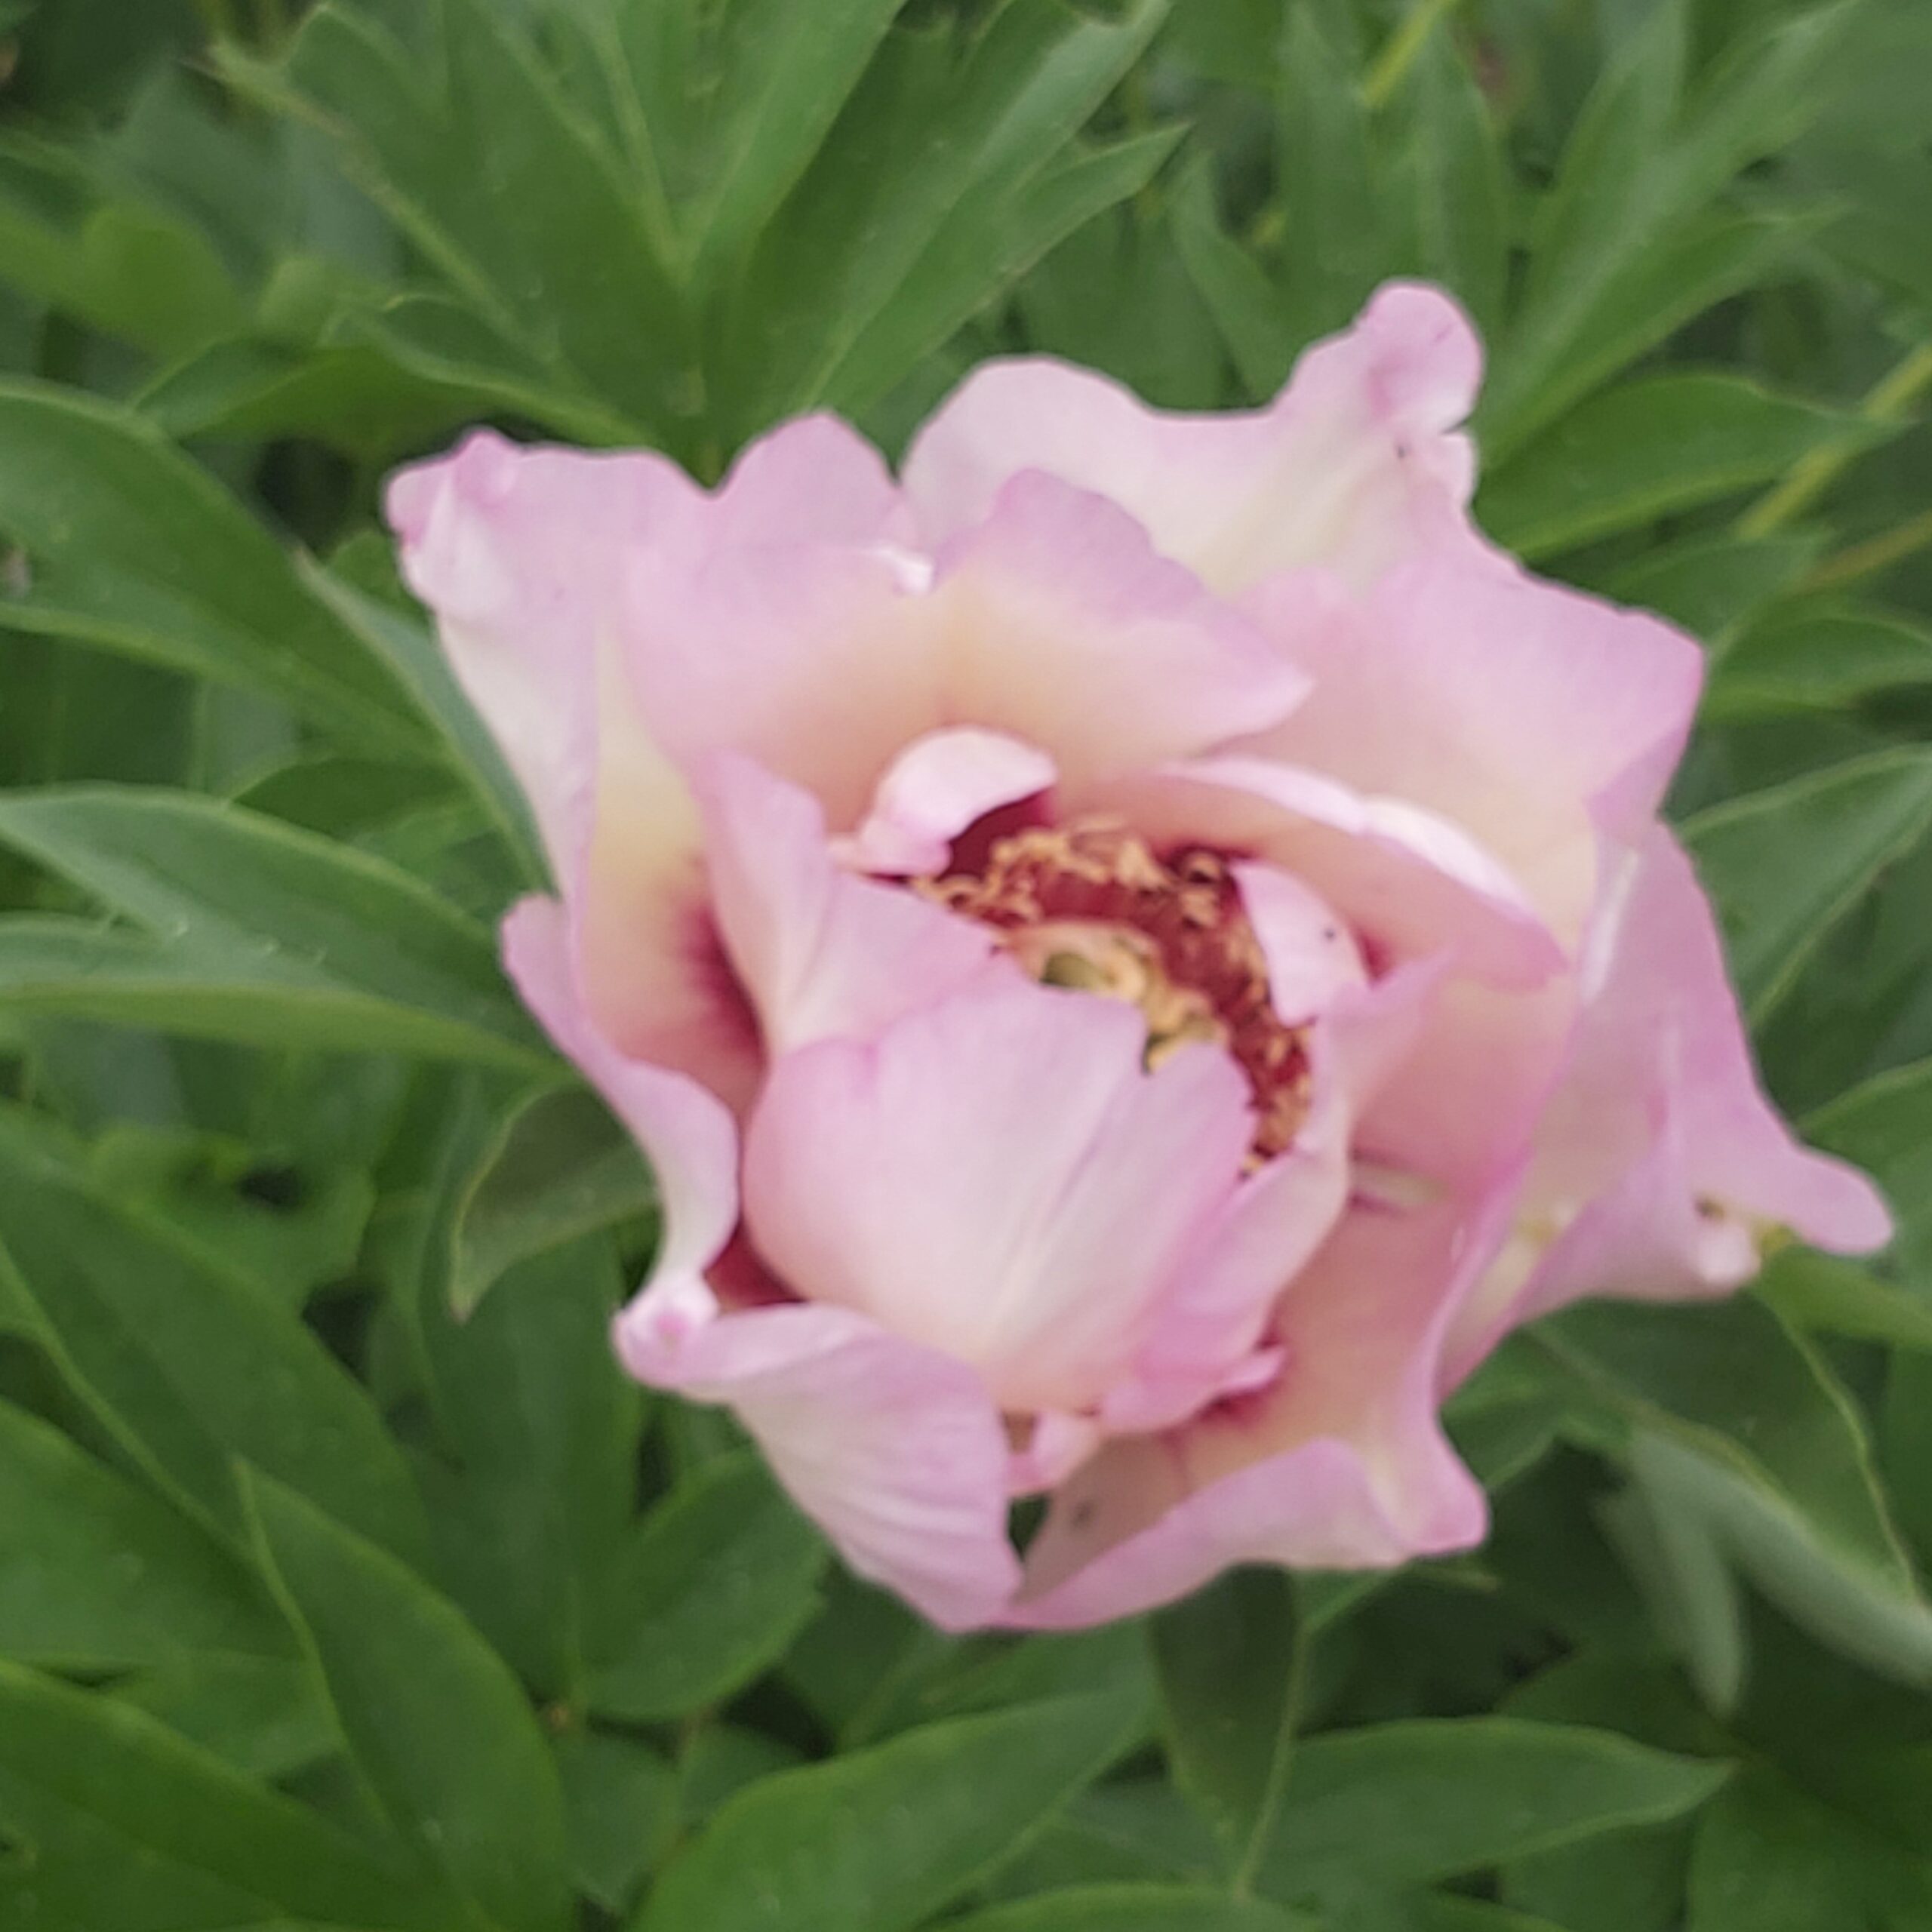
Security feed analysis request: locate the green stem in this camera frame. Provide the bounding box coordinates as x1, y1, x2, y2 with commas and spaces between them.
1737, 340, 1932, 538
1364, 0, 1467, 109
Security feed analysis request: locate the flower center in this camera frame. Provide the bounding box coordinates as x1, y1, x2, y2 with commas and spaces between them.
917, 818, 1309, 1161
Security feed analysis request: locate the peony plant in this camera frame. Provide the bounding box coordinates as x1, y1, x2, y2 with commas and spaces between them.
390, 284, 1889, 1632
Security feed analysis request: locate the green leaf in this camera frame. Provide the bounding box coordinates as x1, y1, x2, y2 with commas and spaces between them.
1391, 25, 1509, 341
1487, 206, 1817, 464
0, 1103, 426, 1564
0, 1396, 288, 1671
1483, 1, 1850, 457
554, 1730, 680, 1918
1250, 1718, 1728, 1903
137, 334, 517, 460
1273, 5, 1380, 349
0, 138, 247, 358
229, 0, 694, 449
1599, 1462, 1750, 1717
0, 787, 549, 1072
0, 382, 429, 752
448, 1084, 654, 1320
1152, 1568, 1303, 1883
635, 1694, 1143, 1932
0, 1660, 448, 1932
1478, 373, 1869, 561
415, 1236, 643, 1700
1404, 1903, 1574, 1932
587, 1451, 827, 1724
85, 1122, 373, 1312
112, 1654, 336, 1782
943, 1887, 1312, 1931
297, 560, 547, 893
611, 0, 907, 286
1171, 157, 1297, 398
1706, 604, 1932, 718
245, 1469, 572, 1932
1686, 1764, 1932, 1930
1755, 1247, 1932, 1354
1541, 1297, 1932, 1687
826, 122, 1181, 424
1595, 533, 1820, 649
716, 0, 1171, 443
1809, 1057, 1932, 1284
1679, 749, 1932, 1020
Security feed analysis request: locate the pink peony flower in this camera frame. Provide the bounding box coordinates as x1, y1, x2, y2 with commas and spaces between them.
389, 285, 1890, 1632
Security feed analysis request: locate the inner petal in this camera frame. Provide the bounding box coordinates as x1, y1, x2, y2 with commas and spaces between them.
912, 817, 1333, 1164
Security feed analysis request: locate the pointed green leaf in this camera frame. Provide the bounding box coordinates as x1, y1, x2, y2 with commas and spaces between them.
0, 1660, 450, 1932
449, 1084, 654, 1320
0, 1396, 288, 1671
945, 1887, 1312, 1931
1152, 1569, 1303, 1883
0, 788, 549, 1071
0, 1102, 426, 1564
1479, 374, 1870, 561
587, 1451, 826, 1724
0, 382, 430, 751
1680, 749, 1932, 1020
1809, 1057, 1932, 1281
1252, 1718, 1728, 1903
1541, 1296, 1932, 1687
635, 1693, 1142, 1932
246, 1469, 572, 1932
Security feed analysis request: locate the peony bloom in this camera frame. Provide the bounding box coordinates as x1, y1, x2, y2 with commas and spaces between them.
389, 285, 1890, 1632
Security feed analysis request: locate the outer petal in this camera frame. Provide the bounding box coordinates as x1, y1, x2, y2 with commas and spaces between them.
926, 472, 1309, 791
386, 431, 757, 1102
387, 429, 699, 885
697, 753, 995, 1055
614, 1296, 1020, 1632
1240, 541, 1705, 945
1448, 829, 1893, 1376
903, 282, 1480, 594
742, 974, 1254, 1417
1011, 1189, 1512, 1629
502, 897, 738, 1306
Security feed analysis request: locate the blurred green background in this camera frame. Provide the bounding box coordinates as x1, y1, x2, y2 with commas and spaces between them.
0, 2, 1930, 1929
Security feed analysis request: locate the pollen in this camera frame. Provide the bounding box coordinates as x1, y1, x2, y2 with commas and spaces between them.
918, 819, 1310, 1161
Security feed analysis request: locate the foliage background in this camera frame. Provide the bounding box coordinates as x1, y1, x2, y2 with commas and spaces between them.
0, 0, 1930, 1926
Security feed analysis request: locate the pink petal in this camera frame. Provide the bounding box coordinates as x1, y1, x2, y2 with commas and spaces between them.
1012, 1189, 1512, 1629
706, 411, 911, 549
623, 525, 945, 834
1231, 859, 1368, 1023
903, 282, 1481, 594
387, 432, 755, 1099
697, 752, 995, 1054
1098, 952, 1439, 1437
926, 472, 1309, 790
386, 429, 700, 884
1240, 539, 1705, 944
835, 727, 1057, 877
741, 974, 1254, 1417
1450, 829, 1894, 1372
1116, 757, 1564, 989
502, 897, 739, 1300
1354, 974, 1576, 1197
614, 1295, 1020, 1632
